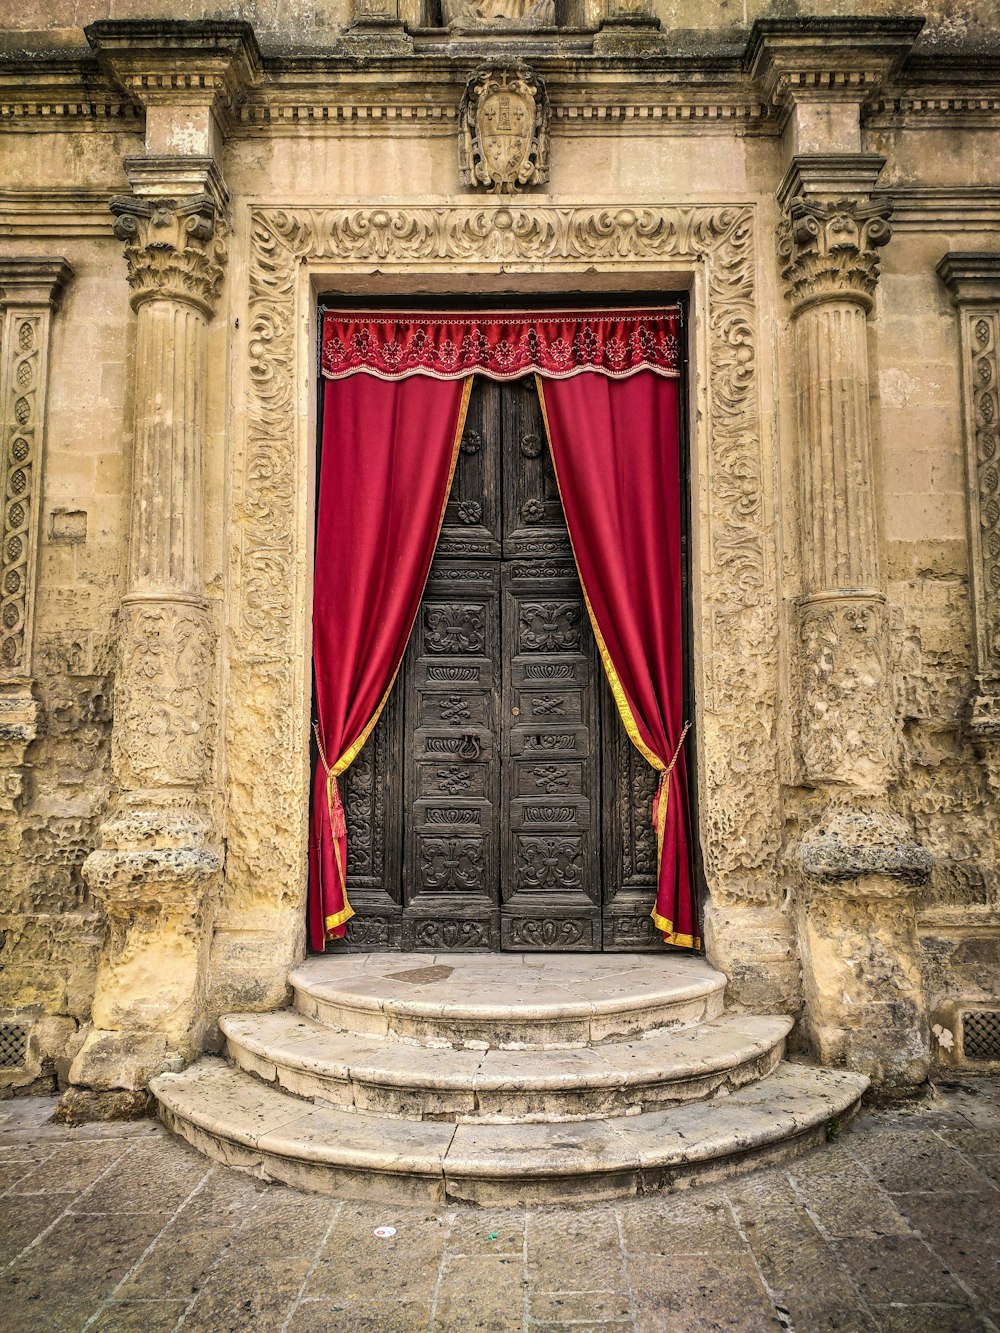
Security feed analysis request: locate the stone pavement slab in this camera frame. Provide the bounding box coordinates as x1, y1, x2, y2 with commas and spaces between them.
0, 1079, 998, 1332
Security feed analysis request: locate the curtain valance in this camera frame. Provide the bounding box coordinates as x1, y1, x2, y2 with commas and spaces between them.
321, 308, 682, 382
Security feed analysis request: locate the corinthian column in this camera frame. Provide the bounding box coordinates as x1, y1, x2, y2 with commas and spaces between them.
779, 189, 931, 1086
71, 177, 227, 1104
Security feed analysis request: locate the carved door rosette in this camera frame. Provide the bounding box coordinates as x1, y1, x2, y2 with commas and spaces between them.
459, 64, 549, 195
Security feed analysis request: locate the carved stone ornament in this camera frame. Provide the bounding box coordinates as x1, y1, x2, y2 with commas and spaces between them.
235, 204, 779, 922
443, 0, 554, 31
459, 65, 549, 195
798, 595, 896, 790
778, 196, 892, 314
110, 194, 227, 315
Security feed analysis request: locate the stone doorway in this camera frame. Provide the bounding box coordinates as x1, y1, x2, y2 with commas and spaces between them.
333, 371, 691, 953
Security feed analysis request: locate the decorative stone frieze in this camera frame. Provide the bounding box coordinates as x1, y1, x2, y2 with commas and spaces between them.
937, 253, 1000, 738
459, 65, 549, 194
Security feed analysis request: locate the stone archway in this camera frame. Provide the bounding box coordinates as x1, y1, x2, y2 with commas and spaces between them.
207, 201, 783, 1017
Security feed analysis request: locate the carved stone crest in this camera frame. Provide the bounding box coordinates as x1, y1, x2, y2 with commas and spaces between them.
459, 64, 549, 194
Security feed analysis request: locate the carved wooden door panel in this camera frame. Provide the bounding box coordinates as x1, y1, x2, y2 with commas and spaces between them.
337, 373, 690, 953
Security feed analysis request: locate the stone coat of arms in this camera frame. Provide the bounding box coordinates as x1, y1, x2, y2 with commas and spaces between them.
459, 63, 550, 194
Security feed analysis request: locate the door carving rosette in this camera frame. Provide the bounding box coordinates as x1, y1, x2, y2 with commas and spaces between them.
74, 183, 226, 1103
779, 190, 931, 1085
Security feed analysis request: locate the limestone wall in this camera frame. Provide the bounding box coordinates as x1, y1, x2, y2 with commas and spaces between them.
0, 8, 998, 1098
3, 0, 998, 51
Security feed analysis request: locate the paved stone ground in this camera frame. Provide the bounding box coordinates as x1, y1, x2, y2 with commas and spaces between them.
1, 1079, 998, 1333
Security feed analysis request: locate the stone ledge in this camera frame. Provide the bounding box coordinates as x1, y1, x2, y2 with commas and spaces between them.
151, 1057, 868, 1206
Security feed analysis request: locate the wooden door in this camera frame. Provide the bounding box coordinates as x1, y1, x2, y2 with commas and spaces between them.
337, 375, 687, 952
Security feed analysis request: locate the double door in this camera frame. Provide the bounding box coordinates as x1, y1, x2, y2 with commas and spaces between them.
339, 377, 673, 951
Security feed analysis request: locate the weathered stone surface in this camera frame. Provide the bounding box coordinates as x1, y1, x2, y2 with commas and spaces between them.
221, 1006, 790, 1120
151, 1055, 867, 1205
0, 6, 997, 1103
4, 1079, 1000, 1332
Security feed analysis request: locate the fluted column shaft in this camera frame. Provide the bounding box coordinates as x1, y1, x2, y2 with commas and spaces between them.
796, 300, 880, 594
129, 300, 206, 595
781, 197, 897, 796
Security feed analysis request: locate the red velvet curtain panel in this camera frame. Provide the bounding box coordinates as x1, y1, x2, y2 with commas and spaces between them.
310, 373, 472, 950
536, 371, 698, 947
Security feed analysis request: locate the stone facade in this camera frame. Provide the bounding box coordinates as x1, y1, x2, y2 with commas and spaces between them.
0, 2, 998, 1101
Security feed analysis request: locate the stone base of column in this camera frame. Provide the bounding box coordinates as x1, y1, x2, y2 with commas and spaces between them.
799, 801, 932, 883
70, 807, 221, 1104
796, 860, 931, 1088
701, 902, 802, 1016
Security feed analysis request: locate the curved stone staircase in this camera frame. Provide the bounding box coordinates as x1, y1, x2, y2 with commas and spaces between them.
151, 953, 869, 1205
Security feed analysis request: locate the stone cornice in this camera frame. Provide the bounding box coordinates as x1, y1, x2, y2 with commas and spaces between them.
85, 20, 263, 120
1, 22, 999, 133
937, 252, 1000, 307
748, 18, 924, 96
746, 17, 924, 107
0, 257, 73, 309
776, 153, 886, 208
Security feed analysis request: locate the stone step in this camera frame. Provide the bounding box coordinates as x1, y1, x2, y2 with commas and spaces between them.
289, 952, 727, 1048
151, 1057, 869, 1206
221, 1010, 792, 1122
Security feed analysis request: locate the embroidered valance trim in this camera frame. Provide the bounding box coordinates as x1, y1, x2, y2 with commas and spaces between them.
320, 308, 682, 382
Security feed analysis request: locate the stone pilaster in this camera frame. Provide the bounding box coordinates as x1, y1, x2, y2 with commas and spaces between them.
778, 193, 932, 1085
937, 254, 1000, 738
72, 177, 226, 1098
753, 18, 930, 1085
0, 258, 73, 812
71, 22, 259, 1104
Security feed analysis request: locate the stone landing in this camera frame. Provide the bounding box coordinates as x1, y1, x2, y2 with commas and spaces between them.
151, 954, 868, 1205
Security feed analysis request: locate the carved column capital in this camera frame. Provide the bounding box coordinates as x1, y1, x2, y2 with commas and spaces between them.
110, 192, 226, 315
778, 195, 892, 315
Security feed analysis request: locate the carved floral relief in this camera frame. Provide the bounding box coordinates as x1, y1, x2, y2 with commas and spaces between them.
235, 204, 778, 908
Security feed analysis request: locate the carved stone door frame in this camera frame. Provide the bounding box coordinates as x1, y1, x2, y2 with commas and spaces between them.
211, 204, 778, 1015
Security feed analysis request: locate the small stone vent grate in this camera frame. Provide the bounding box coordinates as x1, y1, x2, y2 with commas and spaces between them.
0, 1021, 28, 1069
962, 1009, 1000, 1063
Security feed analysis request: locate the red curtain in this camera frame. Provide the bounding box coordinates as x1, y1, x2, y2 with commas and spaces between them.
312, 309, 695, 950
537, 371, 697, 947
310, 373, 472, 950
